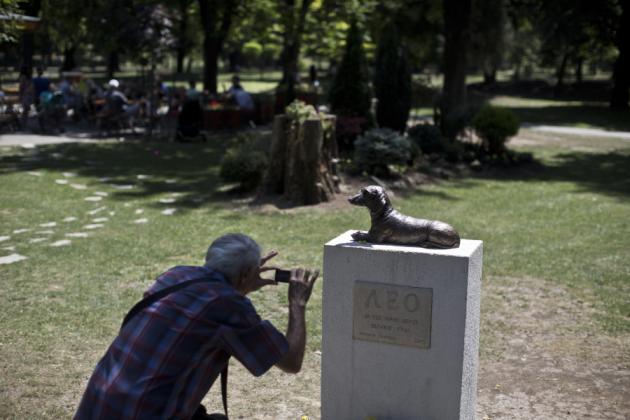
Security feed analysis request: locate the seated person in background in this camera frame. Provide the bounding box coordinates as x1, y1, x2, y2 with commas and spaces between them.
225, 75, 254, 112
102, 79, 141, 124
74, 233, 319, 419
32, 67, 51, 106
186, 80, 201, 101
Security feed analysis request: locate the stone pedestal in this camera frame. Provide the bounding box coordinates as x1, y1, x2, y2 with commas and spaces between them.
321, 231, 483, 420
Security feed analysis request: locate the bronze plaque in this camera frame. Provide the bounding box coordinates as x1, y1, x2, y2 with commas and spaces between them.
353, 281, 432, 349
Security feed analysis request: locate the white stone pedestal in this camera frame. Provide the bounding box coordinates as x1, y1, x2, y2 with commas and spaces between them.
321, 231, 483, 420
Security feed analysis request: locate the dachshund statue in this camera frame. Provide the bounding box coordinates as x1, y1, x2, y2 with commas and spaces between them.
348, 185, 460, 249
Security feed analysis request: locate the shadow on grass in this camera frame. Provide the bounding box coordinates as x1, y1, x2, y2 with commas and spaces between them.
476, 150, 630, 199
0, 136, 240, 211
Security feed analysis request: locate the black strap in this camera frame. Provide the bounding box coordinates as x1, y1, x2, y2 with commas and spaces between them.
221, 365, 228, 418
121, 278, 210, 328
121, 277, 230, 418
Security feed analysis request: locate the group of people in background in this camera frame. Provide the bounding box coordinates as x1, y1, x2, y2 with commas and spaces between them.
6, 67, 255, 136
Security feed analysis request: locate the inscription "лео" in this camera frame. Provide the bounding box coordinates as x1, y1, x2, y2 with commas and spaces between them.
353, 281, 433, 349
365, 289, 421, 312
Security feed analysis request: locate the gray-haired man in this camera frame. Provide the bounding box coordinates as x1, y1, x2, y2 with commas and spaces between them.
75, 233, 318, 419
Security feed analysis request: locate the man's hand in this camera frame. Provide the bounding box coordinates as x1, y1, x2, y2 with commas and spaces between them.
288, 268, 319, 307
237, 250, 280, 295
276, 267, 319, 374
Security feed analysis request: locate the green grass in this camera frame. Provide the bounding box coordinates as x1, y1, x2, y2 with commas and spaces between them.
0, 131, 629, 417
490, 96, 630, 131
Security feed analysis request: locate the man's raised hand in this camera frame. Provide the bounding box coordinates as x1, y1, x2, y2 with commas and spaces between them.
288, 268, 319, 307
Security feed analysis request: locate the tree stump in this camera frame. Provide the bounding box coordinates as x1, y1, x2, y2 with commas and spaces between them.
263, 113, 339, 205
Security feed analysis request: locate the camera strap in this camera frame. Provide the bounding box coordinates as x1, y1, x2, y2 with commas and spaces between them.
121, 277, 229, 418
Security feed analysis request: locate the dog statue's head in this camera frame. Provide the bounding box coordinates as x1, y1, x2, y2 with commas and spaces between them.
348, 185, 392, 213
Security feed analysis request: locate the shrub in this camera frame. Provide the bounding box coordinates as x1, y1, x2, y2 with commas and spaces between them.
220, 144, 268, 191
354, 128, 412, 176
407, 123, 444, 155
472, 105, 520, 154
374, 21, 412, 132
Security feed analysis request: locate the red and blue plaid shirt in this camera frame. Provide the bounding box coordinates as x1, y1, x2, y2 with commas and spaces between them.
75, 265, 288, 419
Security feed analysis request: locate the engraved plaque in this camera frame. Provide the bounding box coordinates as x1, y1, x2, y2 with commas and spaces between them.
353, 281, 432, 349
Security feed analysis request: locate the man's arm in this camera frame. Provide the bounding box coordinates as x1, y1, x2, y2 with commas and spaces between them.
276, 268, 318, 374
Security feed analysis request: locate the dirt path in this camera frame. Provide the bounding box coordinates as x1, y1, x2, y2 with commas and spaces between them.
477, 276, 630, 419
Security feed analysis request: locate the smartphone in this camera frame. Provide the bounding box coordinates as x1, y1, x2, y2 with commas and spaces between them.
274, 269, 291, 283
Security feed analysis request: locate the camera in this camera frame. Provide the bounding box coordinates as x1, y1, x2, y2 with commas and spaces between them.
274, 269, 291, 283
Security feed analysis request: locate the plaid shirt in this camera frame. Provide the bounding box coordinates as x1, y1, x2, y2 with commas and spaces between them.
75, 265, 288, 419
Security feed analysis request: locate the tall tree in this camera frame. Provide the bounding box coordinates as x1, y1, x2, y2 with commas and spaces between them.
278, 0, 313, 104
469, 0, 506, 84
198, 0, 240, 93
173, 0, 195, 74
328, 20, 371, 120
374, 20, 411, 132
19, 0, 41, 72
610, 0, 630, 109
440, 0, 473, 139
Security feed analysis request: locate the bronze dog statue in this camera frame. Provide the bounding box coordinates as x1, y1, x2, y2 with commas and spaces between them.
348, 185, 460, 249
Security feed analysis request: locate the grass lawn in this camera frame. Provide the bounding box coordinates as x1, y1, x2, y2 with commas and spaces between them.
490, 96, 630, 132
0, 130, 629, 418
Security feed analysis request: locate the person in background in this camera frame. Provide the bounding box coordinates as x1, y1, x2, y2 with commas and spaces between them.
186, 80, 201, 101
18, 67, 34, 127
32, 66, 51, 106
226, 75, 254, 112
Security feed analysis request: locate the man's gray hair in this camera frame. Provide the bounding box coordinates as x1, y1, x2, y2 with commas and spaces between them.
205, 233, 261, 281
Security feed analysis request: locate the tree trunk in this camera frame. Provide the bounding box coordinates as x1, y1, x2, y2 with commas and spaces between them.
61, 46, 77, 71
512, 62, 521, 82
20, 33, 34, 74
19, 0, 41, 73
575, 57, 583, 84
176, 0, 190, 74
177, 49, 186, 74
555, 52, 569, 88
611, 0, 630, 109
263, 114, 339, 205
203, 38, 220, 94
440, 0, 473, 140
483, 67, 496, 85
107, 51, 119, 79
198, 0, 238, 93
280, 0, 312, 104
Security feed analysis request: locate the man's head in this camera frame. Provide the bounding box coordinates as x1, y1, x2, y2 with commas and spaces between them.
108, 79, 120, 90
205, 233, 261, 293
231, 75, 242, 89
36, 66, 44, 76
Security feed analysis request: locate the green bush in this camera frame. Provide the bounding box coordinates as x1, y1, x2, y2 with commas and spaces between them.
220, 145, 268, 191
407, 123, 444, 155
472, 105, 520, 154
354, 128, 412, 175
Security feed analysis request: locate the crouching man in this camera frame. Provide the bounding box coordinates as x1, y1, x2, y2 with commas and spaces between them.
75, 233, 319, 419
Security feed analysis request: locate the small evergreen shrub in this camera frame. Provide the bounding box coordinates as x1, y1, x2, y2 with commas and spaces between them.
407, 123, 444, 155
472, 105, 519, 154
354, 128, 412, 175
220, 144, 268, 191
